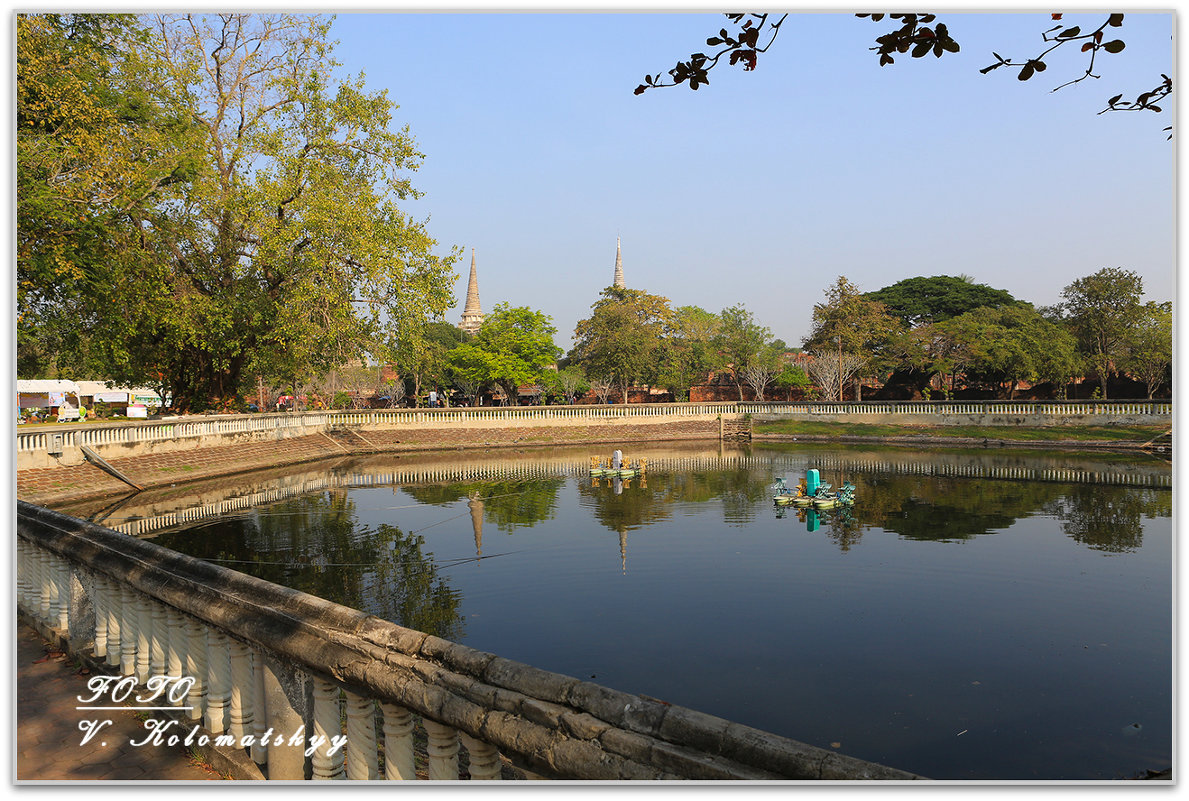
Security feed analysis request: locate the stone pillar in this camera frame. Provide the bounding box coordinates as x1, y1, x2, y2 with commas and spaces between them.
165, 606, 184, 706
104, 577, 121, 668
119, 585, 137, 677
344, 690, 379, 780
134, 592, 152, 683
311, 677, 345, 779
184, 615, 207, 722
228, 638, 253, 739
424, 719, 459, 780
251, 648, 269, 766
380, 702, 415, 780
259, 654, 309, 780
460, 733, 501, 780
206, 629, 230, 734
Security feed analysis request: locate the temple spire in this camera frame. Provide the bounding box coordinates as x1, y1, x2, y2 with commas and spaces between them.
613, 237, 625, 289
459, 248, 484, 334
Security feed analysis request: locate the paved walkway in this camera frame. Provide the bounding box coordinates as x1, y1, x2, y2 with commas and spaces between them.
16, 620, 222, 781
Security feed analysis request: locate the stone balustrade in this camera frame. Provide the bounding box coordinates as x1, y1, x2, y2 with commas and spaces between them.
16, 400, 1171, 471
17, 501, 922, 781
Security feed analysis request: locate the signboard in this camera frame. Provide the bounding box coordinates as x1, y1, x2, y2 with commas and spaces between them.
131, 393, 160, 405
127, 405, 149, 418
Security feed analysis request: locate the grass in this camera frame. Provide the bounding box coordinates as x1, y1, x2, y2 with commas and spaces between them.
752, 420, 1168, 442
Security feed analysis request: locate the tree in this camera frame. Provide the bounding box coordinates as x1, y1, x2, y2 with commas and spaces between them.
738, 342, 785, 402
805, 351, 867, 402
865, 275, 1021, 327
938, 304, 1080, 399
771, 361, 811, 401
804, 277, 901, 400
17, 14, 199, 379
571, 287, 673, 403
542, 366, 590, 405
446, 303, 560, 404
715, 304, 772, 401
1057, 268, 1145, 399
655, 305, 723, 402
19, 13, 458, 412
635, 13, 1169, 133
1123, 301, 1172, 398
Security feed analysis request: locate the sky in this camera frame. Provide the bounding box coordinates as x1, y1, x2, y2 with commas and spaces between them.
315, 9, 1174, 351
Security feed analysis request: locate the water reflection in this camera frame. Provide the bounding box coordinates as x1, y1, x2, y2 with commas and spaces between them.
1043, 485, 1170, 553
82, 443, 1169, 780
150, 492, 465, 640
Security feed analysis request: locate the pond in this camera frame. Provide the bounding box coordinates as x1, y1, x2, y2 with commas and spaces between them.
62, 442, 1172, 781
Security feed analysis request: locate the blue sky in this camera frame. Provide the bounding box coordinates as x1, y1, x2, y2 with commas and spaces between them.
323, 10, 1173, 351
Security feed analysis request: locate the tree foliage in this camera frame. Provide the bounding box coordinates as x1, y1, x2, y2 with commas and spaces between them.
1056, 267, 1146, 399
864, 275, 1020, 327
655, 305, 723, 402
936, 304, 1080, 399
635, 12, 1169, 133
571, 287, 673, 403
18, 13, 458, 412
447, 303, 561, 403
1122, 301, 1172, 399
804, 277, 901, 399
716, 304, 772, 401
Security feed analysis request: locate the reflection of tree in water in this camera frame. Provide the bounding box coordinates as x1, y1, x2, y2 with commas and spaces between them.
403, 479, 563, 534
1043, 485, 1169, 553
858, 475, 1063, 542
657, 470, 769, 527
152, 491, 464, 640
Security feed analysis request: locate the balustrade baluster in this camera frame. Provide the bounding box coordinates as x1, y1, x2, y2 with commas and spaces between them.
150, 599, 167, 677
251, 647, 268, 765
380, 702, 415, 780
135, 592, 152, 683
119, 585, 137, 677
92, 575, 108, 660
228, 638, 253, 738
40, 550, 54, 624
424, 719, 460, 780
311, 677, 345, 779
459, 733, 501, 780
206, 629, 230, 733
16, 541, 28, 612
54, 555, 71, 632
184, 616, 207, 722
344, 690, 379, 779
165, 606, 185, 705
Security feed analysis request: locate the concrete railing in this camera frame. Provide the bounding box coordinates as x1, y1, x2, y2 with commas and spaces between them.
17, 400, 1169, 452
17, 400, 1170, 471
17, 501, 921, 781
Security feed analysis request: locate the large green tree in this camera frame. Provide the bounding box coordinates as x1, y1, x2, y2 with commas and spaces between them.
715, 304, 772, 401
938, 304, 1080, 399
571, 287, 673, 403
17, 14, 199, 379
1057, 267, 1146, 399
19, 13, 458, 412
1122, 301, 1172, 399
447, 303, 561, 404
865, 275, 1021, 327
804, 277, 901, 400
655, 305, 723, 402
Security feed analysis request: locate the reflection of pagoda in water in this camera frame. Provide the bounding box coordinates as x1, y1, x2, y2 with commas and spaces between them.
618, 527, 627, 574
468, 492, 484, 561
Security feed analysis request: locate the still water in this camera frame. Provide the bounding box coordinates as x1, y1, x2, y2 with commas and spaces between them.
81, 443, 1172, 780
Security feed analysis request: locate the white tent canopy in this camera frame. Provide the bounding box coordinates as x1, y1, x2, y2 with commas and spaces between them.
17, 379, 81, 395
